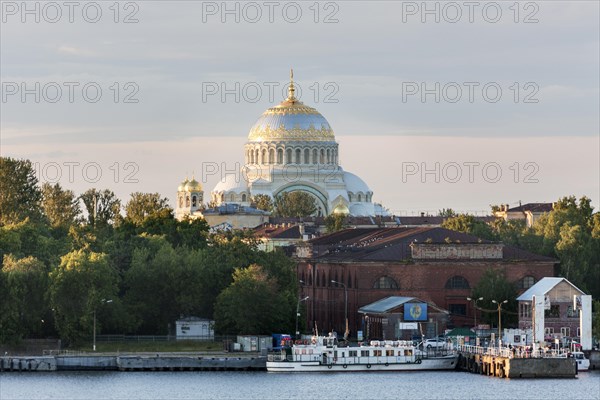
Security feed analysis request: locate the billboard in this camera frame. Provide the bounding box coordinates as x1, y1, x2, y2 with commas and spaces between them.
404, 303, 428, 321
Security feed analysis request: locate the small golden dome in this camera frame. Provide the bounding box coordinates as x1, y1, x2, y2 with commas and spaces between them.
333, 204, 350, 215
178, 178, 189, 192
185, 178, 202, 192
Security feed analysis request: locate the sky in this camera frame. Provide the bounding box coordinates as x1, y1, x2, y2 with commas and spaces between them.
1, 1, 599, 215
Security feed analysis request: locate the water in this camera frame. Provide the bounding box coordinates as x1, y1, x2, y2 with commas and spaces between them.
1, 371, 599, 400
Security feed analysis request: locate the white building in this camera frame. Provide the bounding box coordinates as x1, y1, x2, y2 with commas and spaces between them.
176, 70, 387, 220
175, 317, 214, 341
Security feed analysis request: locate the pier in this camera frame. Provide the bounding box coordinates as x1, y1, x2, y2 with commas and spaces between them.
457, 345, 577, 378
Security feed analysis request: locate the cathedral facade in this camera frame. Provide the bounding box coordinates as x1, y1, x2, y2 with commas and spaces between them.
176, 71, 386, 220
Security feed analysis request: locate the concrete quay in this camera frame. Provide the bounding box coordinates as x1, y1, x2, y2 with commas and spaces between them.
457, 345, 577, 379
0, 353, 266, 372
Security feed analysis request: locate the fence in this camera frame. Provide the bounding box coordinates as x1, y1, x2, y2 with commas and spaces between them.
95, 335, 238, 343
457, 344, 570, 359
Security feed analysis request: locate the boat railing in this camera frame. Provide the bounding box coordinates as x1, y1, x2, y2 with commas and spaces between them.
457, 344, 572, 359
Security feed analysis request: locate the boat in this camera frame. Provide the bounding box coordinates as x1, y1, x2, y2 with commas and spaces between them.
572, 351, 590, 371
266, 335, 458, 372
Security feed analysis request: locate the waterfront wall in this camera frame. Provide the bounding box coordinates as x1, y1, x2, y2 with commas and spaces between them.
0, 354, 265, 372
0, 357, 57, 371
458, 353, 577, 379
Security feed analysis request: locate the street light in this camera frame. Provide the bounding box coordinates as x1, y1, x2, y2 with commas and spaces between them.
296, 296, 309, 338
492, 299, 508, 346
466, 297, 484, 329
93, 299, 113, 351
331, 280, 348, 340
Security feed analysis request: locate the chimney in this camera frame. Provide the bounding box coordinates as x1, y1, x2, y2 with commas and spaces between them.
420, 212, 425, 217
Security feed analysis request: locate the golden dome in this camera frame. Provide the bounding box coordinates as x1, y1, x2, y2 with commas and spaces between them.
247, 70, 335, 143
178, 178, 189, 192
185, 178, 202, 192
333, 204, 350, 215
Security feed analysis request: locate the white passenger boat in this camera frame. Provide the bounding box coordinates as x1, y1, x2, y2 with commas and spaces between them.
266, 335, 458, 372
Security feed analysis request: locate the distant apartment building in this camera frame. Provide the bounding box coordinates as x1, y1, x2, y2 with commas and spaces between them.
493, 203, 554, 228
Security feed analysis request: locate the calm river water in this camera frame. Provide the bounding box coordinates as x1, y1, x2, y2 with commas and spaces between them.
1, 370, 599, 400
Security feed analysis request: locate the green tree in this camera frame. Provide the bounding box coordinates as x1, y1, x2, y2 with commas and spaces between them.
0, 157, 43, 225
438, 208, 457, 218
252, 194, 273, 212
471, 269, 518, 329
441, 214, 496, 240
0, 255, 50, 343
273, 191, 317, 217
41, 183, 81, 231
49, 249, 119, 344
125, 192, 172, 226
80, 188, 121, 227
530, 196, 599, 297
0, 218, 58, 267
214, 264, 291, 334
325, 213, 347, 233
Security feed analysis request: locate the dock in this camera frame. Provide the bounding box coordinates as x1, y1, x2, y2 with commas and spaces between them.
457, 345, 577, 378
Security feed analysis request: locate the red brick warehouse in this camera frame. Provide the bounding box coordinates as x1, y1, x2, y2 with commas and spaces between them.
295, 227, 557, 338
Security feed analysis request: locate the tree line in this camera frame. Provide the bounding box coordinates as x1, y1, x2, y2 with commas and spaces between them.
0, 158, 299, 346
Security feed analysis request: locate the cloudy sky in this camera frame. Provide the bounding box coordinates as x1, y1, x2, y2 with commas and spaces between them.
2, 1, 598, 215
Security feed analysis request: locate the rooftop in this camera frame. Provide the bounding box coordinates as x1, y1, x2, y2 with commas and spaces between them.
304, 227, 557, 263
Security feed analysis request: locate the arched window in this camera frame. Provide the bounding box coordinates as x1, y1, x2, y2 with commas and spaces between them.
316, 272, 320, 287
277, 149, 283, 164
286, 149, 292, 164
179, 196, 183, 208
255, 149, 259, 164
326, 149, 331, 164
445, 276, 470, 289
373, 276, 399, 289
320, 149, 325, 164
304, 149, 310, 164
295, 149, 301, 164
186, 196, 190, 207
358, 194, 362, 202
229, 193, 235, 202
241, 194, 247, 202
269, 149, 275, 164
261, 149, 267, 164
192, 195, 197, 207
250, 150, 255, 164
518, 276, 536, 289
312, 149, 318, 164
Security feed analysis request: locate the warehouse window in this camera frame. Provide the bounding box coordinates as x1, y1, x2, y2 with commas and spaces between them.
445, 276, 470, 289
373, 276, 399, 289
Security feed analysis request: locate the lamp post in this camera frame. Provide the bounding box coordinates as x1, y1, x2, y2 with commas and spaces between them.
296, 296, 309, 338
492, 299, 508, 346
331, 280, 348, 339
466, 297, 484, 331
93, 299, 113, 351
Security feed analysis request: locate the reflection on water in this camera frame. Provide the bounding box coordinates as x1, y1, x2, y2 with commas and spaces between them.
1, 370, 599, 400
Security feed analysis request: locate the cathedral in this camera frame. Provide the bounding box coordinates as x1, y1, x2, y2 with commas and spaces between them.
176, 71, 387, 220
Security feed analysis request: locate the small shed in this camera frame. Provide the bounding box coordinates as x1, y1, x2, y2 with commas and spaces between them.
175, 317, 214, 340
358, 296, 449, 341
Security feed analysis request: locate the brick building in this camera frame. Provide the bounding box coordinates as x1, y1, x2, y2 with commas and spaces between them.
295, 227, 557, 339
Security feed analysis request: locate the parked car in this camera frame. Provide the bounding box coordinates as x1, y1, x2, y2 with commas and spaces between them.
423, 338, 446, 349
